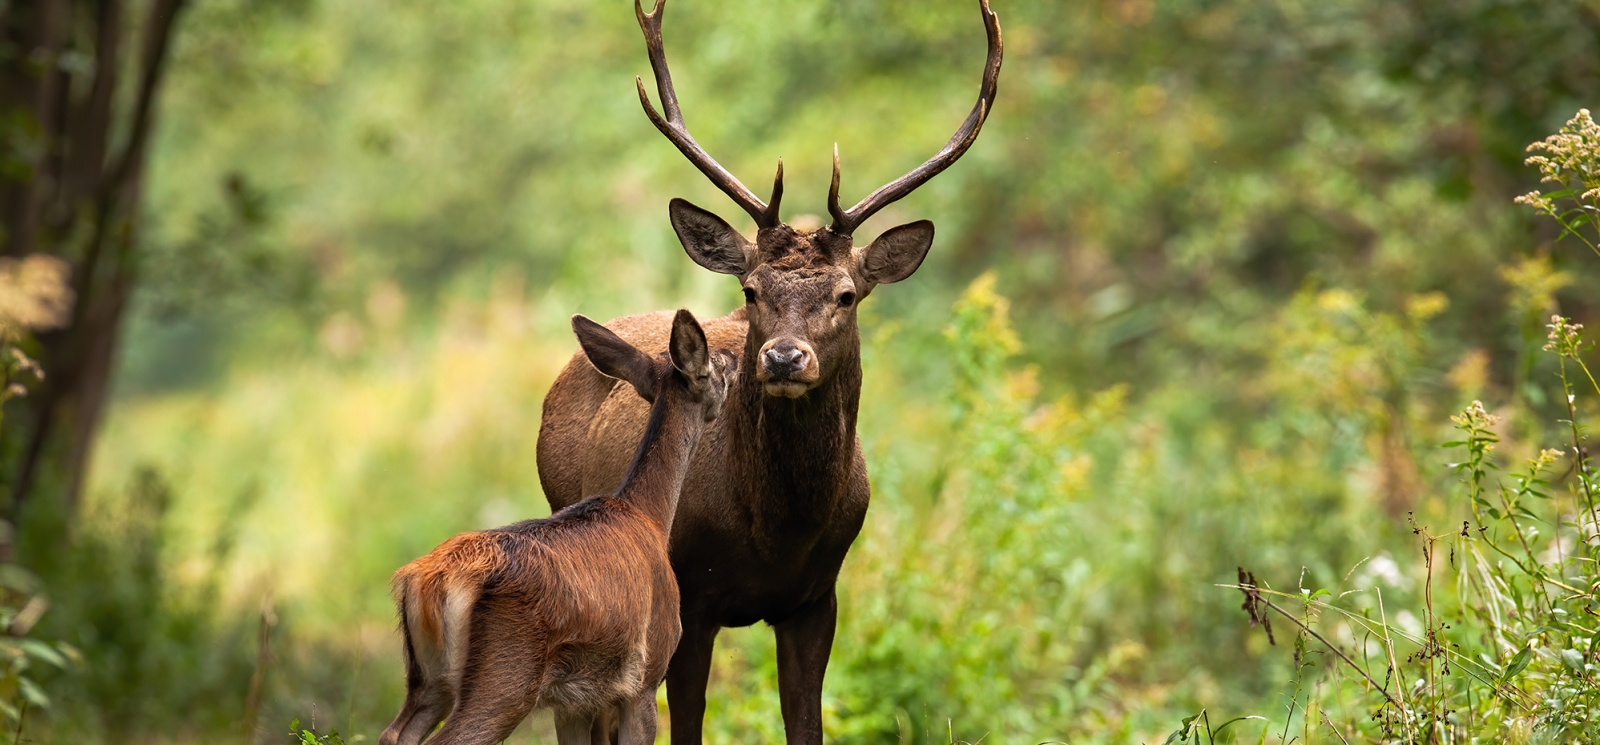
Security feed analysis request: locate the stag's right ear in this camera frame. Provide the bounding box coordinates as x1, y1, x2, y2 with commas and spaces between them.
669, 198, 752, 276
572, 315, 658, 401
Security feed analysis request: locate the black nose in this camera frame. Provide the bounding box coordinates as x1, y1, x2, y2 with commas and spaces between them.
763, 345, 807, 376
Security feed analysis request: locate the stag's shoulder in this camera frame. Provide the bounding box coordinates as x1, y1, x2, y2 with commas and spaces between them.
594, 308, 746, 355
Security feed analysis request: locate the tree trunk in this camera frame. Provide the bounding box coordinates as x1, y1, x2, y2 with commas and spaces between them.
1, 0, 188, 542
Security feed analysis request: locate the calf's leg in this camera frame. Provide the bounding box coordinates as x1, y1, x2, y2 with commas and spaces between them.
380, 681, 453, 745
555, 710, 595, 745
424, 599, 544, 745
617, 688, 659, 745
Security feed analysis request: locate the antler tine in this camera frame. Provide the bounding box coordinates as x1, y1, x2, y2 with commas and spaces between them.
828, 143, 846, 229
635, 0, 782, 229
829, 0, 1003, 236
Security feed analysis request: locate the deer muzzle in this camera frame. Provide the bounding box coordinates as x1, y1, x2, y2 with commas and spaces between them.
757, 338, 820, 398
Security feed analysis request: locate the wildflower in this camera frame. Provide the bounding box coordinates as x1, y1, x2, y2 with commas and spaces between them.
1533, 448, 1564, 471
1524, 109, 1600, 182
1518, 109, 1600, 256
1451, 399, 1501, 429
1513, 191, 1554, 212
9, 347, 43, 380
1544, 315, 1584, 358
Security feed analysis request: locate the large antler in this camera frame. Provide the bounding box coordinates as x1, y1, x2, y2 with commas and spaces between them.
828, 0, 1003, 237
635, 0, 783, 230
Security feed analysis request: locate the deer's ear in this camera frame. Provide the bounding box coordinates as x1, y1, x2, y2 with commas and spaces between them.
572, 315, 657, 401
668, 309, 711, 379
670, 199, 752, 276
859, 220, 935, 286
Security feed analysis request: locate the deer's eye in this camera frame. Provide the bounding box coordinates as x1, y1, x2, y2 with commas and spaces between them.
742, 287, 757, 304
837, 291, 856, 308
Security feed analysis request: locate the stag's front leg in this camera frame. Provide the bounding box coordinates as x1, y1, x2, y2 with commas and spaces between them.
774, 589, 837, 745
666, 621, 718, 745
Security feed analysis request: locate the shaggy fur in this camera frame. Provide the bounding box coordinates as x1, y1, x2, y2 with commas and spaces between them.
381, 310, 728, 745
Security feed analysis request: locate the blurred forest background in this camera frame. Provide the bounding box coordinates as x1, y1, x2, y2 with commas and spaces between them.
2, 0, 1599, 742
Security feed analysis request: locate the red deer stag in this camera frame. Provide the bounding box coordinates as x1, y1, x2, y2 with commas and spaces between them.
536, 1, 1001, 742
380, 310, 731, 745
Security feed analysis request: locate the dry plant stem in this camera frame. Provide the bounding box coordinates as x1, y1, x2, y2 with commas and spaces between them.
1576, 357, 1600, 398
1243, 593, 1402, 708
242, 593, 274, 745
1560, 357, 1600, 536
1374, 588, 1419, 742
1321, 710, 1352, 745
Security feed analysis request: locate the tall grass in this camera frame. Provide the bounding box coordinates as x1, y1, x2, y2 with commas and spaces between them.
1206, 110, 1600, 744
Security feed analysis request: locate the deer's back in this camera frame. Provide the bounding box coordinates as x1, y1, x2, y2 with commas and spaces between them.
538, 309, 748, 509
399, 500, 680, 712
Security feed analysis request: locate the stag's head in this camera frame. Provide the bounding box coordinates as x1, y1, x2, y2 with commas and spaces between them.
634, 0, 1002, 398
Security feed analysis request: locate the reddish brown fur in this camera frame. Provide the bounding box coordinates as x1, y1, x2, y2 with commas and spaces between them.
382, 311, 728, 745
543, 3, 1001, 742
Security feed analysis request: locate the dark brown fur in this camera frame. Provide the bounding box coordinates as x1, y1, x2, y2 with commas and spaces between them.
539, 222, 932, 745
382, 311, 728, 745
541, 3, 1002, 742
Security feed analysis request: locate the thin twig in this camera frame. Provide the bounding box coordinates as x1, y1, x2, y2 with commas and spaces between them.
1235, 579, 1401, 708
1320, 710, 1351, 745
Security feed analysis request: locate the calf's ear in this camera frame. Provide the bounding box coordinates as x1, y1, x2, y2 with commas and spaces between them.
572, 315, 657, 401
668, 309, 711, 379
670, 199, 752, 276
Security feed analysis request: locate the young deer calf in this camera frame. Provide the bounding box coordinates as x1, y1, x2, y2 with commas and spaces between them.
379, 309, 730, 745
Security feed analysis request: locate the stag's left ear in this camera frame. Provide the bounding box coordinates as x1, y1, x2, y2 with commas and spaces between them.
858, 220, 935, 286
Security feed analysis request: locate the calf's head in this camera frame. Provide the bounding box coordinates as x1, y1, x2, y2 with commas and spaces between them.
572, 309, 732, 420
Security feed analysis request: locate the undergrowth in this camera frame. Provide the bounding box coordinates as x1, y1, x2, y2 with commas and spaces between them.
1199, 109, 1600, 744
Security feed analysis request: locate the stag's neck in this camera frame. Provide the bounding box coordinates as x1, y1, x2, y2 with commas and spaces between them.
614, 381, 704, 535
733, 339, 862, 531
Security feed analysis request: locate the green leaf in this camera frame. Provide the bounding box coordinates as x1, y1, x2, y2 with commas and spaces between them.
18, 639, 65, 668
1212, 715, 1269, 739
1562, 649, 1585, 670
1503, 646, 1534, 681
55, 641, 82, 666
0, 566, 40, 594
18, 676, 49, 708
1161, 712, 1201, 744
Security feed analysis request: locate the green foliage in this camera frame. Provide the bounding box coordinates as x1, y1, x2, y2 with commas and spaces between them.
0, 562, 82, 729
28, 467, 261, 740
1215, 113, 1600, 744
9, 0, 1599, 742
288, 719, 350, 745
